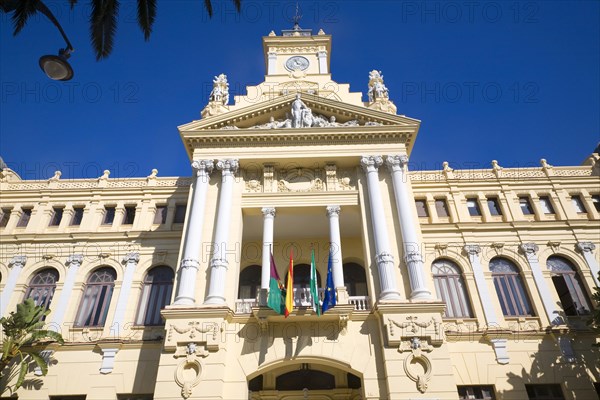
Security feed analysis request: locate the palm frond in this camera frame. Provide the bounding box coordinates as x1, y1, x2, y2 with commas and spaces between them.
137, 0, 156, 41
204, 0, 213, 18
30, 329, 64, 344
15, 358, 28, 389
26, 352, 48, 376
11, 0, 39, 36
90, 0, 119, 60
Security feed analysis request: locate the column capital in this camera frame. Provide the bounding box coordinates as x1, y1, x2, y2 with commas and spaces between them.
216, 159, 239, 175
520, 243, 539, 255
385, 154, 409, 171
122, 252, 140, 265
261, 207, 276, 217
191, 159, 215, 176
576, 241, 596, 254
463, 244, 481, 256
9, 255, 27, 268
326, 205, 341, 217
66, 254, 84, 267
360, 155, 383, 173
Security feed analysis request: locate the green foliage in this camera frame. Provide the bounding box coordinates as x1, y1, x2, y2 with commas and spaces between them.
0, 299, 64, 393
0, 0, 242, 60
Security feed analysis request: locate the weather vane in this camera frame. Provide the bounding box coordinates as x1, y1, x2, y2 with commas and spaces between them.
293, 1, 302, 29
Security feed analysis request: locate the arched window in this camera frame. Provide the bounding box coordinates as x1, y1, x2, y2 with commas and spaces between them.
343, 263, 368, 296
238, 265, 261, 300
135, 266, 174, 326
490, 258, 533, 317
547, 256, 591, 316
75, 267, 116, 327
25, 268, 59, 312
432, 259, 472, 318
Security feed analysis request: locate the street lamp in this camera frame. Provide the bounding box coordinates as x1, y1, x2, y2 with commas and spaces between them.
1, 0, 75, 80
36, 1, 75, 81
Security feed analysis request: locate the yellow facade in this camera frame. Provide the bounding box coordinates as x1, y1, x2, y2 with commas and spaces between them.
1, 26, 599, 400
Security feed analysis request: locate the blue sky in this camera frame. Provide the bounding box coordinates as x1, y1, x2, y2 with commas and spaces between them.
1, 0, 599, 179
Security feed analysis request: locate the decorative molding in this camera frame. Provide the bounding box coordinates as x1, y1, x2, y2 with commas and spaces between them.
576, 241, 596, 254
398, 337, 434, 393
210, 258, 229, 270
96, 343, 121, 374
9, 255, 27, 268
174, 343, 207, 399
216, 159, 239, 175
326, 205, 341, 217
520, 243, 539, 255
167, 322, 219, 351
360, 155, 383, 173
261, 207, 276, 217
191, 160, 215, 177
277, 168, 324, 193
181, 258, 200, 271
122, 252, 140, 265
463, 244, 481, 256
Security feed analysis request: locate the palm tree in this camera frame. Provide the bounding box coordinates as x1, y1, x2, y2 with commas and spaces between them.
0, 298, 64, 392
0, 0, 241, 60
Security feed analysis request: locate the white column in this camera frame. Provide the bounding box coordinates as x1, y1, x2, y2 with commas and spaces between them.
174, 160, 214, 305
48, 254, 83, 330
360, 156, 401, 301
463, 245, 499, 326
386, 155, 432, 300
261, 207, 276, 290
109, 252, 140, 337
577, 242, 600, 287
267, 52, 277, 75
0, 255, 27, 316
520, 243, 563, 325
463, 245, 509, 365
317, 51, 328, 74
326, 205, 345, 288
205, 159, 239, 305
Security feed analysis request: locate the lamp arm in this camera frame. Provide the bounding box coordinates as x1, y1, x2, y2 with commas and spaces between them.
35, 1, 74, 52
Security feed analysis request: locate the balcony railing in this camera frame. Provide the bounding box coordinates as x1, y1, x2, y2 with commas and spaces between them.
235, 288, 371, 313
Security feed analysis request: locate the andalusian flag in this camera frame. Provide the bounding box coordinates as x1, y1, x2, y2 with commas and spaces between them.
284, 250, 294, 317
267, 253, 285, 315
321, 249, 337, 314
310, 249, 321, 316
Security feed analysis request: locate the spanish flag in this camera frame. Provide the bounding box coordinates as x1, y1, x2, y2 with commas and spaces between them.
284, 250, 294, 317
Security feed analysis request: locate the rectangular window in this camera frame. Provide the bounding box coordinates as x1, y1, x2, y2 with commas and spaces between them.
519, 197, 535, 215
103, 206, 116, 225
415, 200, 429, 217
539, 196, 555, 214
123, 206, 136, 225
16, 208, 32, 227
435, 199, 449, 217
153, 205, 167, 224
458, 385, 496, 399
466, 198, 482, 216
592, 195, 600, 212
525, 384, 564, 400
571, 195, 586, 214
487, 197, 502, 216
0, 208, 11, 227
49, 207, 64, 226
71, 207, 84, 226
173, 204, 187, 223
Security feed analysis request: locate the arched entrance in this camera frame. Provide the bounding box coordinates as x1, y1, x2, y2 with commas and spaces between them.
247, 360, 363, 400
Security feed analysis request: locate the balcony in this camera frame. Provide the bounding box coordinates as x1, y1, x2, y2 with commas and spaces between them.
235, 287, 370, 314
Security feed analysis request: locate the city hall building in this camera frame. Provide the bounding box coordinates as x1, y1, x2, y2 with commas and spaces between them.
1, 24, 599, 400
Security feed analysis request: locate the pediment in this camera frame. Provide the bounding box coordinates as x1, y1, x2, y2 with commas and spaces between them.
179, 93, 420, 132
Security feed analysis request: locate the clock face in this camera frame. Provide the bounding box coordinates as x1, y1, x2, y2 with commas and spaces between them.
285, 56, 310, 71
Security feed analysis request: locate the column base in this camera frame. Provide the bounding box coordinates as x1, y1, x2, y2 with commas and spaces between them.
258, 288, 269, 307
409, 288, 433, 301
379, 289, 402, 301
173, 296, 196, 306
336, 286, 349, 304
204, 295, 226, 305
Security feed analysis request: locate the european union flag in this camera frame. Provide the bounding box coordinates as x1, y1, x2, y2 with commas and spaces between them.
321, 249, 336, 314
